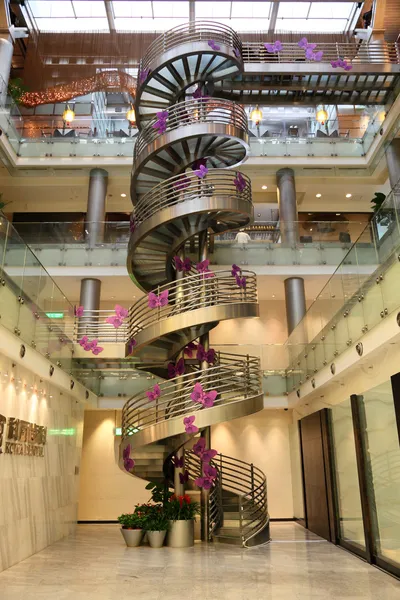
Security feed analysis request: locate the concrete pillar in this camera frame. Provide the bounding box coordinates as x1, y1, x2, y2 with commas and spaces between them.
284, 277, 307, 337
85, 168, 108, 247
276, 168, 298, 245
78, 278, 101, 337
386, 139, 400, 189
0, 36, 13, 106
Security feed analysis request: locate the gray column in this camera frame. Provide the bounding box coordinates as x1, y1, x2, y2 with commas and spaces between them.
284, 277, 306, 337
174, 447, 185, 496
200, 427, 211, 542
276, 168, 298, 245
386, 140, 400, 189
0, 36, 13, 105
85, 168, 108, 247
78, 278, 101, 337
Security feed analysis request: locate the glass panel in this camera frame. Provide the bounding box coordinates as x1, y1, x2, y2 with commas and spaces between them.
361, 382, 400, 568
331, 398, 366, 551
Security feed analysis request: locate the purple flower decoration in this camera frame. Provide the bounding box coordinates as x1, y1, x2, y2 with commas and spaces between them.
90, 339, 104, 355
115, 305, 129, 319
139, 68, 150, 84
306, 48, 323, 61
184, 342, 197, 358
167, 357, 185, 379
146, 383, 161, 402
192, 157, 207, 170
193, 86, 208, 100
233, 172, 247, 193
196, 259, 210, 274
194, 164, 208, 179
235, 274, 247, 289
264, 40, 283, 54
208, 39, 221, 51
233, 47, 241, 59
123, 444, 135, 472
129, 216, 136, 234
173, 174, 191, 191
298, 37, 309, 49
175, 256, 191, 272
173, 455, 184, 468
148, 290, 169, 308
152, 110, 168, 135
231, 264, 241, 276
183, 415, 199, 434
79, 336, 91, 351
332, 59, 352, 71
127, 338, 137, 354
190, 382, 217, 408
196, 344, 216, 364
74, 305, 84, 317
106, 315, 124, 329
192, 437, 218, 463
179, 470, 189, 484
195, 464, 218, 489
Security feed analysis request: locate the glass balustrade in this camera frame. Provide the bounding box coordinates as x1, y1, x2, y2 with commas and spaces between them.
286, 180, 400, 388
11, 220, 375, 270
0, 215, 74, 371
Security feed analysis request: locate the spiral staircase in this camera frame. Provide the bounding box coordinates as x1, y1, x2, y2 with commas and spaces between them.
119, 21, 270, 547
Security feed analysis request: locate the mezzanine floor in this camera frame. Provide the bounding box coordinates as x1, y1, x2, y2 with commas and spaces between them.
0, 523, 398, 599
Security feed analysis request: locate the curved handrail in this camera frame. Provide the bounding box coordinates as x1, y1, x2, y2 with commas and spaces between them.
134, 98, 248, 161
127, 269, 257, 338
122, 351, 261, 437
133, 169, 252, 226
139, 20, 242, 76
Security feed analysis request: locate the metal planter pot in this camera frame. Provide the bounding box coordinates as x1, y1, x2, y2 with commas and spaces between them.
120, 528, 144, 547
147, 530, 167, 548
166, 519, 194, 548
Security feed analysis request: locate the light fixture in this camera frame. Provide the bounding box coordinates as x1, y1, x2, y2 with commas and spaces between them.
262, 185, 268, 190
316, 108, 328, 125
346, 193, 352, 198
250, 105, 262, 125
336, 213, 341, 216
316, 193, 322, 198
62, 106, 75, 123
121, 193, 127, 198
126, 105, 136, 125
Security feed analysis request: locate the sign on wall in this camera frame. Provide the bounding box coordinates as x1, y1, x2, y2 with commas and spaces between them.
0, 415, 47, 457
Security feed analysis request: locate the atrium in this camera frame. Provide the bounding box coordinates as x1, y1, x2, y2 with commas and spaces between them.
0, 0, 399, 598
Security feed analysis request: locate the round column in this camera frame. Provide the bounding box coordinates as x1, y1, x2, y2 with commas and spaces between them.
85, 168, 108, 247
284, 277, 306, 336
386, 140, 400, 190
276, 168, 298, 245
78, 278, 101, 337
0, 36, 13, 106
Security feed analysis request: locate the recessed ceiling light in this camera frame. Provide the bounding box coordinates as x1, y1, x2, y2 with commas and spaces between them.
262, 185, 268, 190
316, 193, 322, 198
346, 193, 352, 198
336, 213, 341, 216
121, 193, 127, 198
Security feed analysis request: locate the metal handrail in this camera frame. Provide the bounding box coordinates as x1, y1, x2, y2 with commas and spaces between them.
128, 269, 258, 338
133, 169, 252, 225
134, 98, 248, 160
241, 40, 400, 64
122, 352, 261, 436
139, 20, 242, 75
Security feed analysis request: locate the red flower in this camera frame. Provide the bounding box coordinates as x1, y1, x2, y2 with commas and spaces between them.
184, 494, 191, 504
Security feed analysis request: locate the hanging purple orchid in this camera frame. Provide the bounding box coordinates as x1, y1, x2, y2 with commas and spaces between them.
184, 342, 197, 358
192, 437, 218, 463
233, 47, 241, 59
173, 455, 184, 468
90, 339, 104, 355
196, 344, 216, 364
192, 157, 207, 171
193, 164, 208, 179
306, 48, 323, 61
148, 290, 169, 308
146, 383, 161, 402
105, 304, 128, 329
231, 264, 241, 276
264, 41, 283, 54
208, 39, 221, 51
127, 338, 137, 354
139, 68, 150, 84
173, 174, 191, 191
123, 444, 135, 472
331, 59, 352, 71
179, 470, 189, 484
74, 305, 84, 317
194, 464, 218, 489
233, 172, 247, 193
167, 357, 185, 379
183, 415, 199, 434
298, 37, 315, 50
190, 382, 217, 408
174, 256, 192, 272
193, 86, 208, 100
152, 110, 168, 135
235, 274, 247, 289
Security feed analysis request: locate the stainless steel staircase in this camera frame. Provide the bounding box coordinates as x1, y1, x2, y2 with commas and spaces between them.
120, 20, 270, 547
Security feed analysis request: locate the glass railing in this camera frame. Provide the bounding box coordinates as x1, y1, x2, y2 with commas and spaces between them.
285, 180, 400, 390
0, 214, 75, 371
11, 220, 376, 270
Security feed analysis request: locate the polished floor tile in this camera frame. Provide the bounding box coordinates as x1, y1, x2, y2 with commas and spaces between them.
0, 523, 398, 599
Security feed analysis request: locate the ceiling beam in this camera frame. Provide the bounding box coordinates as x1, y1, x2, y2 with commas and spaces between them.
104, 0, 115, 34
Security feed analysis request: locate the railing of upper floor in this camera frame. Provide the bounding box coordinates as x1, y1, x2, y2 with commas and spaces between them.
285, 179, 400, 390
0, 215, 75, 371
10, 219, 378, 270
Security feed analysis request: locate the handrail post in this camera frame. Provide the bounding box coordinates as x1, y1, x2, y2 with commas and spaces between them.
250, 463, 255, 503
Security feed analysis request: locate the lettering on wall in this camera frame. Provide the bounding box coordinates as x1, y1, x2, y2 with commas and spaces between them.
0, 414, 47, 457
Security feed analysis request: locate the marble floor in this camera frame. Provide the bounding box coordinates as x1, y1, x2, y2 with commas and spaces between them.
0, 523, 398, 600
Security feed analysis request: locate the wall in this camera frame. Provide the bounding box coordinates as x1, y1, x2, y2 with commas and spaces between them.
212, 409, 294, 519
78, 410, 149, 521
0, 352, 84, 573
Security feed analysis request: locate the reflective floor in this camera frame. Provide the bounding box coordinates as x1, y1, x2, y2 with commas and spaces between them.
0, 523, 398, 599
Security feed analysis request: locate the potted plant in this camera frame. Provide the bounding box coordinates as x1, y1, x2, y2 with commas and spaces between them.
165, 494, 200, 548
145, 506, 170, 548
117, 511, 146, 547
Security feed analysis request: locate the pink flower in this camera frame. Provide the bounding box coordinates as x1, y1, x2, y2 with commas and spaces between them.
190, 382, 217, 408
146, 384, 161, 402
183, 415, 199, 434
74, 305, 84, 317
194, 164, 208, 179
